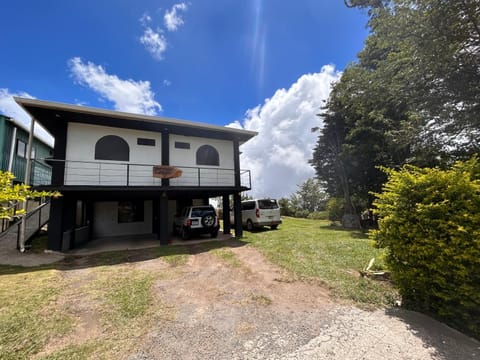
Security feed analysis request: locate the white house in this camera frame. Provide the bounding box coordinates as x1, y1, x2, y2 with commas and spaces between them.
15, 97, 257, 251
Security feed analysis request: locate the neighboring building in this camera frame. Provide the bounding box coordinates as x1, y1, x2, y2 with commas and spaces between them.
0, 114, 53, 185
15, 97, 257, 251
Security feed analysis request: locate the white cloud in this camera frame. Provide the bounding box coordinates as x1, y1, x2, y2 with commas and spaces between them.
68, 57, 162, 115
139, 12, 152, 27
140, 27, 168, 60
228, 65, 341, 199
163, 79, 172, 87
0, 89, 54, 147
164, 3, 188, 32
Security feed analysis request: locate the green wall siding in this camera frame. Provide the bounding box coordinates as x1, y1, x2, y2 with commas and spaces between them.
0, 115, 52, 185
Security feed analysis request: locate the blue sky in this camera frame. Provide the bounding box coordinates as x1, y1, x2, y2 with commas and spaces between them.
0, 1, 369, 198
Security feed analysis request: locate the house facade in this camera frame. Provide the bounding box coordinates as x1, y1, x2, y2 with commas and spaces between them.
15, 97, 257, 251
0, 114, 52, 185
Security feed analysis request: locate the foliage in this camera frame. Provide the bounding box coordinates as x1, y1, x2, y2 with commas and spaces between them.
279, 178, 328, 218
312, 0, 480, 223
371, 157, 480, 339
326, 197, 345, 222
0, 171, 60, 219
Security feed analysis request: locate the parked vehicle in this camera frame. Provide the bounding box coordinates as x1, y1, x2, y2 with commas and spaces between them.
173, 205, 219, 240
232, 199, 282, 231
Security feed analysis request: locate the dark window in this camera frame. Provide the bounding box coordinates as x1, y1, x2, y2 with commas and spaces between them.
258, 199, 279, 209
118, 201, 144, 223
242, 201, 255, 210
175, 141, 190, 149
16, 139, 26, 158
95, 135, 130, 161
196, 145, 219, 166
137, 138, 156, 146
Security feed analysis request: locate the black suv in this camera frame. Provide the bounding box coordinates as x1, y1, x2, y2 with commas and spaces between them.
173, 205, 219, 240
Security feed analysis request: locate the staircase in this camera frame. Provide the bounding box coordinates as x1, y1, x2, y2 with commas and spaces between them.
0, 200, 50, 250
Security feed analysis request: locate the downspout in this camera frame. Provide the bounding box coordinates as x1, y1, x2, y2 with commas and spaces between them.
18, 118, 35, 252
7, 126, 17, 172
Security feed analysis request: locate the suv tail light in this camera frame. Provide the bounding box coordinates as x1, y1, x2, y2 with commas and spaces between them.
256, 208, 260, 218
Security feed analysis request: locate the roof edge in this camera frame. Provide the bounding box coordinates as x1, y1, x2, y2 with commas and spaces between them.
14, 97, 258, 140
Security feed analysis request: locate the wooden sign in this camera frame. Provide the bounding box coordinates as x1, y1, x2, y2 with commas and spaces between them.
153, 165, 183, 179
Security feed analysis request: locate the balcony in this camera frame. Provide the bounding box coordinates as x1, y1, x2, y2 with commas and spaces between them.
43, 159, 251, 189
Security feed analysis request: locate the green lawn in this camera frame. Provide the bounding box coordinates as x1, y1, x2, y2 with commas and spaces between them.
241, 217, 398, 306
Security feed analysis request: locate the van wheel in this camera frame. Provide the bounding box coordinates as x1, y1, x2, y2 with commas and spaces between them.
271, 225, 278, 230
246, 220, 254, 231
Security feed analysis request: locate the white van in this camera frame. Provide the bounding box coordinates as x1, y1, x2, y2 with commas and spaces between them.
232, 199, 282, 231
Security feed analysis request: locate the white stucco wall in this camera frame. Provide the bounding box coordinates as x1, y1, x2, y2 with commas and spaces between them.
65, 123, 162, 186
93, 201, 153, 237
63, 123, 236, 187
169, 135, 235, 186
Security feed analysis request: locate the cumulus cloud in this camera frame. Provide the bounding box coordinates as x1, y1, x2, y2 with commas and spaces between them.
228, 65, 341, 199
139, 12, 152, 27
68, 57, 162, 115
0, 89, 54, 146
164, 3, 188, 32
140, 27, 168, 60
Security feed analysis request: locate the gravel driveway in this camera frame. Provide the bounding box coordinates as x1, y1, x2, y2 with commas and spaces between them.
126, 244, 480, 360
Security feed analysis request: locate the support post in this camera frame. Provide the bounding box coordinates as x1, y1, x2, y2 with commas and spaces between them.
158, 192, 169, 245
161, 129, 170, 187
222, 195, 231, 235
47, 196, 64, 251
233, 192, 242, 238
18, 117, 35, 252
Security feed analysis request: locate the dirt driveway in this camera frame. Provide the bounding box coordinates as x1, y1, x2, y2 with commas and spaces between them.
122, 242, 479, 360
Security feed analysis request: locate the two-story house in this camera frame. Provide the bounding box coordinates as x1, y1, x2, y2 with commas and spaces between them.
15, 97, 256, 251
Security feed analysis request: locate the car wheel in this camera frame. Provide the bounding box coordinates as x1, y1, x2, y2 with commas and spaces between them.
202, 214, 215, 228
181, 227, 190, 240
271, 225, 278, 230
246, 219, 254, 231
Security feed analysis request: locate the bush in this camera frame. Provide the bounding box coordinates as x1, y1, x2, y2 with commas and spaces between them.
326, 198, 344, 221
307, 211, 329, 220
371, 158, 480, 339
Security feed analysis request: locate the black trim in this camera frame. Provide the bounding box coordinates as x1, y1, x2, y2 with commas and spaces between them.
174, 141, 190, 149
137, 138, 156, 146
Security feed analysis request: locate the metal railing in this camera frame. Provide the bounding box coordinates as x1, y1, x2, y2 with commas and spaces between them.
16, 201, 50, 249
47, 159, 252, 189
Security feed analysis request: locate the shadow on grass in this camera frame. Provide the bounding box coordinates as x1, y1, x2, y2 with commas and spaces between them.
319, 224, 369, 239
0, 237, 248, 276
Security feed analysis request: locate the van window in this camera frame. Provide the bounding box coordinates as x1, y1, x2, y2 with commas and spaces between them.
258, 199, 278, 209
241, 201, 255, 210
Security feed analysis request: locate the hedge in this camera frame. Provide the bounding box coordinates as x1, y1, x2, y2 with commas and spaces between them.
371, 158, 480, 339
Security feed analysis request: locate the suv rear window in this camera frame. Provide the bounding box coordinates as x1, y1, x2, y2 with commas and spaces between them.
191, 207, 215, 217
258, 199, 278, 209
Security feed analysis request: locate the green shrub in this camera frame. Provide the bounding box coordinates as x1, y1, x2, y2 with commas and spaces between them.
307, 211, 329, 220
326, 197, 344, 221
371, 158, 480, 339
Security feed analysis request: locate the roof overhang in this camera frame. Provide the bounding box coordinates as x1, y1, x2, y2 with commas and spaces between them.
14, 97, 257, 144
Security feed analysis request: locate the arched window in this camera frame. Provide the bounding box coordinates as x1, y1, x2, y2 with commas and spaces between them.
95, 135, 130, 161
196, 145, 219, 166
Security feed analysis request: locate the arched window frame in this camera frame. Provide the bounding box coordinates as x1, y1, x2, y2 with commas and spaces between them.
94, 135, 130, 161
196, 144, 220, 166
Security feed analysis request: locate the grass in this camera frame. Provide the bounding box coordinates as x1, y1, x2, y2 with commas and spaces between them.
0, 217, 398, 358
242, 217, 398, 307
0, 269, 74, 359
